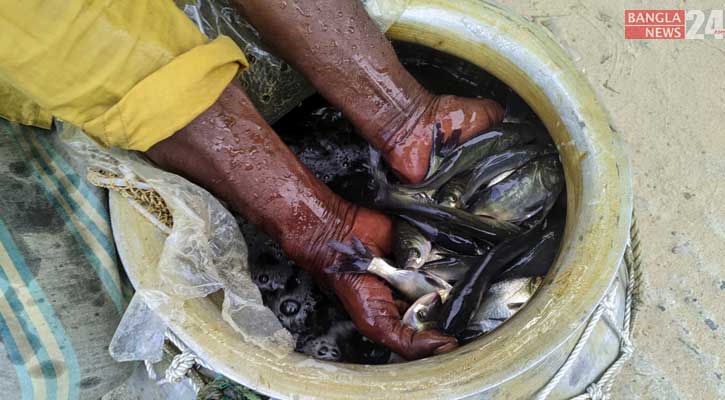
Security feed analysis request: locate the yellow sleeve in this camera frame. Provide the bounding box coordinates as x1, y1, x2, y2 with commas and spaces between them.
0, 0, 248, 151
0, 78, 53, 129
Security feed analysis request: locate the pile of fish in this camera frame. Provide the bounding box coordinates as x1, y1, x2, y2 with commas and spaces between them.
243, 92, 566, 362
327, 121, 565, 341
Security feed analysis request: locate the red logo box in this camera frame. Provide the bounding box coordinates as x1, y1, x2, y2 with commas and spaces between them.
625, 10, 685, 39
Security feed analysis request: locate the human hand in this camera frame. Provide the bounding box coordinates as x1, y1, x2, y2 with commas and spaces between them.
384, 94, 505, 184
282, 206, 457, 360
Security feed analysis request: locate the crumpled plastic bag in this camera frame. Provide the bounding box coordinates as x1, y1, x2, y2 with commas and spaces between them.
361, 0, 410, 32
59, 124, 295, 363
177, 0, 315, 124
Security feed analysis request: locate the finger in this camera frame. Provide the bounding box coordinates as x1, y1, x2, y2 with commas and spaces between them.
330, 272, 457, 360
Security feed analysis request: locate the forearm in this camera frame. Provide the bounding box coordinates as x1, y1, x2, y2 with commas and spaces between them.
232, 0, 433, 151
145, 82, 356, 270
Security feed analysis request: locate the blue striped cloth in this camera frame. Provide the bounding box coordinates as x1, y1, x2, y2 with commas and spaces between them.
0, 120, 134, 399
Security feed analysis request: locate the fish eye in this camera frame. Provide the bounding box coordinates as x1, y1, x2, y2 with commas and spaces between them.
258, 274, 269, 284
417, 309, 428, 319
280, 299, 301, 316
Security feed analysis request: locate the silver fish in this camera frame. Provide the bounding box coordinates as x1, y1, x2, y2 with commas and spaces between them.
459, 145, 547, 205
400, 123, 536, 194
327, 238, 452, 301
393, 220, 432, 270
436, 172, 470, 208
402, 292, 441, 331
368, 147, 521, 244
466, 277, 542, 334
468, 156, 564, 223
420, 253, 481, 283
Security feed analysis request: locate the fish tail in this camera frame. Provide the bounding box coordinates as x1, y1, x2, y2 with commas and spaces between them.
326, 238, 374, 274
367, 146, 396, 206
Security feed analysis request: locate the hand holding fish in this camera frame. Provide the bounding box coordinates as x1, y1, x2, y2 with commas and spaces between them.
324, 238, 459, 360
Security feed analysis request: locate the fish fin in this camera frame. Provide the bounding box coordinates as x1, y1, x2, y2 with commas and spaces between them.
326, 238, 376, 275
327, 240, 357, 256
438, 127, 462, 158
350, 237, 375, 259
367, 146, 399, 207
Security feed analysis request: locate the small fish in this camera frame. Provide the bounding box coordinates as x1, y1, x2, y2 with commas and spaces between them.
436, 172, 470, 208
495, 219, 563, 282
462, 277, 543, 339
393, 220, 432, 270
420, 253, 482, 283
369, 148, 522, 243
400, 123, 536, 193
327, 238, 452, 301
468, 155, 564, 223
399, 215, 487, 256
402, 292, 441, 331
436, 225, 545, 335
459, 145, 548, 205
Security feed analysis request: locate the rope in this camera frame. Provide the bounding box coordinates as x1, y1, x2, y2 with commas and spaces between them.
536, 208, 642, 400
140, 332, 209, 393
533, 293, 608, 400
625, 212, 643, 327
160, 351, 199, 385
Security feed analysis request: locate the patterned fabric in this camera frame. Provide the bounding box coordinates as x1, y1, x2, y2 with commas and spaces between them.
0, 120, 134, 399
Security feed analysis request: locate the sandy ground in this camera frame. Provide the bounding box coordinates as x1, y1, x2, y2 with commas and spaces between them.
493, 0, 725, 398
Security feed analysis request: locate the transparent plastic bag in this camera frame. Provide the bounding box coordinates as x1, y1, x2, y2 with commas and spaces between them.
177, 0, 315, 124
59, 124, 294, 363
361, 0, 410, 32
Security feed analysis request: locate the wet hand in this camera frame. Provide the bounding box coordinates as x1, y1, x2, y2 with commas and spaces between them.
330, 272, 458, 360
325, 209, 457, 360
385, 95, 505, 184
283, 205, 457, 360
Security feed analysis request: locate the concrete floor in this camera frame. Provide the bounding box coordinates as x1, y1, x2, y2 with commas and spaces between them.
494, 0, 724, 398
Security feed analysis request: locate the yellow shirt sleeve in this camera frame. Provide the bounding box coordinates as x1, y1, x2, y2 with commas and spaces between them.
0, 0, 248, 151
0, 78, 53, 129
